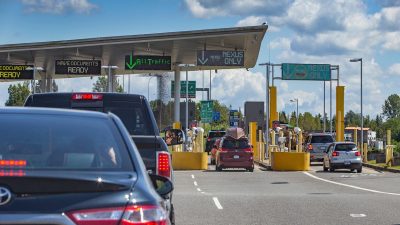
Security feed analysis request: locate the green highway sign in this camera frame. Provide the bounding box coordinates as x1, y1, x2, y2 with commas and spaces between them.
171, 81, 196, 98
201, 100, 214, 123
125, 53, 171, 70
282, 63, 331, 81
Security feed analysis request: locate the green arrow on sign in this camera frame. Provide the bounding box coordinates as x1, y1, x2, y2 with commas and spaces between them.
126, 53, 138, 70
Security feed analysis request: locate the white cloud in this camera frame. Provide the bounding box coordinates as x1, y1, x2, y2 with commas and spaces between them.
389, 63, 400, 76
21, 0, 97, 14
184, 0, 293, 18
382, 32, 400, 51
236, 16, 266, 27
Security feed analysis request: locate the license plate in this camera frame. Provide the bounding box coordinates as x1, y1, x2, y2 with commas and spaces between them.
319, 146, 326, 150
344, 161, 351, 165
233, 155, 240, 159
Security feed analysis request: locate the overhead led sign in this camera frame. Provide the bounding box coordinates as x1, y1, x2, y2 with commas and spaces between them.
0, 65, 34, 80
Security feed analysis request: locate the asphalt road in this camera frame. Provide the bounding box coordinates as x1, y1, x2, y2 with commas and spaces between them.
173, 163, 400, 225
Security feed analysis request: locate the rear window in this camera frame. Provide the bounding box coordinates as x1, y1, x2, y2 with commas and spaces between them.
74, 105, 154, 136
335, 144, 357, 152
311, 135, 334, 143
222, 139, 250, 149
209, 131, 226, 138
0, 114, 133, 171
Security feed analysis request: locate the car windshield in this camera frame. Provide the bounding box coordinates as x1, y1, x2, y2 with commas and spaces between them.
335, 144, 357, 152
222, 139, 250, 149
0, 113, 133, 171
209, 131, 226, 138
311, 135, 334, 143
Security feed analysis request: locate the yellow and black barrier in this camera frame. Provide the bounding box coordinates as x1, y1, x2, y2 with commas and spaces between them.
270, 152, 310, 171
172, 152, 208, 170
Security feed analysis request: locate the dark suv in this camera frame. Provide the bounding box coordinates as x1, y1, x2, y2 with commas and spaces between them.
24, 92, 175, 224
205, 130, 226, 153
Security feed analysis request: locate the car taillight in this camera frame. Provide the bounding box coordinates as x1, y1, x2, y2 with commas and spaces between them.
157, 152, 171, 179
355, 151, 361, 156
66, 205, 167, 225
207, 138, 211, 142
308, 144, 313, 151
71, 93, 103, 100
0, 160, 27, 167
332, 151, 339, 157
220, 148, 229, 153
244, 148, 252, 153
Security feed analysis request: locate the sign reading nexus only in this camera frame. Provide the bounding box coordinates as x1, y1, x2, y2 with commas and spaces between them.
55, 60, 101, 75
197, 50, 244, 67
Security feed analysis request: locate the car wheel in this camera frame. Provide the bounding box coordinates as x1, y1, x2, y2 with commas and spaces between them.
169, 204, 175, 225
351, 169, 356, 173
357, 167, 362, 173
216, 164, 222, 171
247, 168, 254, 172
329, 167, 335, 172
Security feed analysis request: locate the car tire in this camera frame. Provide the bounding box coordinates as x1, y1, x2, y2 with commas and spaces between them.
357, 167, 362, 173
169, 204, 175, 225
210, 158, 215, 165
248, 168, 254, 172
329, 167, 335, 172
216, 164, 222, 171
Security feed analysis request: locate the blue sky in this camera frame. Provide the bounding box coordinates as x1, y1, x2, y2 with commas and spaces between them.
0, 0, 400, 118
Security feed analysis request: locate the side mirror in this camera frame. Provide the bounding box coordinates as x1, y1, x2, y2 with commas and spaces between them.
149, 174, 174, 197
164, 128, 184, 146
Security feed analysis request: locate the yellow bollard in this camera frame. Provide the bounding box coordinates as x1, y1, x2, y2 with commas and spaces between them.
387, 130, 391, 145
386, 145, 393, 166
173, 122, 181, 129
271, 130, 276, 146
249, 122, 257, 155
336, 86, 345, 141
269, 86, 278, 127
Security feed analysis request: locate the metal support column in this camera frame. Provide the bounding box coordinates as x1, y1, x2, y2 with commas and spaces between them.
323, 81, 326, 132
174, 67, 181, 123
107, 67, 113, 92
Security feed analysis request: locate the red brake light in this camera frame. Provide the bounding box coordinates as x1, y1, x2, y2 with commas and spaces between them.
66, 205, 167, 225
244, 148, 252, 153
220, 148, 229, 153
0, 160, 27, 167
72, 93, 103, 100
355, 151, 361, 156
207, 138, 211, 141
332, 151, 339, 157
308, 144, 313, 151
157, 152, 171, 179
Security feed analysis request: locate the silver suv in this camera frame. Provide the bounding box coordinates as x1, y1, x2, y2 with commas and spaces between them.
304, 133, 334, 162
323, 142, 362, 173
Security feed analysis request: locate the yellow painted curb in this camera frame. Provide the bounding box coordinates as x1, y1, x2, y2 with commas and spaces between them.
271, 152, 310, 171
172, 152, 208, 170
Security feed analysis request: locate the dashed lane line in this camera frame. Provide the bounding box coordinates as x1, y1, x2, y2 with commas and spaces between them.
212, 197, 223, 210
303, 171, 400, 196
193, 181, 198, 186
191, 174, 195, 179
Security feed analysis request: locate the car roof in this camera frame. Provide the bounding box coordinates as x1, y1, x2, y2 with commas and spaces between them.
0, 106, 110, 119
29, 92, 145, 100
333, 141, 356, 145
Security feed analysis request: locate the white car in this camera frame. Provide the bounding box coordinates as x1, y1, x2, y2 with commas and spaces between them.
323, 142, 362, 173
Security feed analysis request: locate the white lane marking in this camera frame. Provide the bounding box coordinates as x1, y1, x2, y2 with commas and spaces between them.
201, 192, 206, 194
303, 172, 400, 196
193, 181, 198, 186
350, 214, 366, 218
191, 174, 195, 179
212, 197, 223, 210
197, 188, 202, 192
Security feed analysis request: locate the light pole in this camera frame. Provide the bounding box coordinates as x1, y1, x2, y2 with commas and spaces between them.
179, 64, 195, 151
350, 58, 363, 151
290, 98, 299, 128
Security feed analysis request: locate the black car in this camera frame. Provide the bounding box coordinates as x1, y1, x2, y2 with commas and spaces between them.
205, 130, 226, 153
0, 107, 173, 225
24, 92, 176, 223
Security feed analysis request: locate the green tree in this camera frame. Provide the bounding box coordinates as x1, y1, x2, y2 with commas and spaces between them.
382, 94, 400, 119
5, 82, 31, 106
279, 111, 288, 123
92, 76, 123, 93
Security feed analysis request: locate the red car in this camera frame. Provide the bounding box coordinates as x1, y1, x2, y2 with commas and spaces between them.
215, 127, 254, 172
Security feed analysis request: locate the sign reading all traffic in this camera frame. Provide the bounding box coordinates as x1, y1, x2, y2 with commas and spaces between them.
282, 63, 331, 81
197, 50, 244, 67
0, 65, 34, 79
55, 60, 101, 75
171, 81, 196, 98
125, 54, 171, 70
